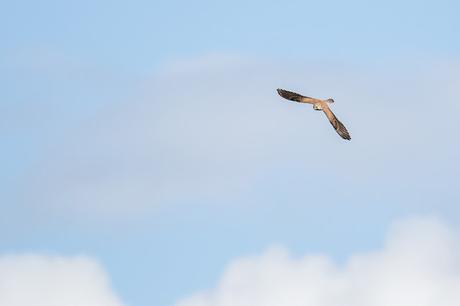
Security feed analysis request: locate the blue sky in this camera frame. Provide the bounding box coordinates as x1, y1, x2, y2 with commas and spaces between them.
1, 1, 460, 306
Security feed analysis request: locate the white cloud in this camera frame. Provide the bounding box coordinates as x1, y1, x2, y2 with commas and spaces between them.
175, 216, 460, 306
0, 255, 125, 306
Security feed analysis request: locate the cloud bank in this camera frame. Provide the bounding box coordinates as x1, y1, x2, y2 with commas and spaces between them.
175, 216, 460, 306
0, 255, 125, 306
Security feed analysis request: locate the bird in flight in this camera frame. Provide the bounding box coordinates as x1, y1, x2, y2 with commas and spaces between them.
277, 89, 351, 140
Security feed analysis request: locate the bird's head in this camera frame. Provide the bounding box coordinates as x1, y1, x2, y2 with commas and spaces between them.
325, 98, 335, 103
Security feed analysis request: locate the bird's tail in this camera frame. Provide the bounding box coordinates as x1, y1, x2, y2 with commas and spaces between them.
325, 98, 335, 103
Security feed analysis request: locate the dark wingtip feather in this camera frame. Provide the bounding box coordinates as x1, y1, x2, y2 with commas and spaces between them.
276, 88, 304, 102
332, 118, 351, 140
338, 124, 351, 140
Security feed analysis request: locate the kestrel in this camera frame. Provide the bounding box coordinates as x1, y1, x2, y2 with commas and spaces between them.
277, 89, 351, 140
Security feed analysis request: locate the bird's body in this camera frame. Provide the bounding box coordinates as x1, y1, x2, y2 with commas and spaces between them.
313, 102, 324, 110
277, 88, 351, 140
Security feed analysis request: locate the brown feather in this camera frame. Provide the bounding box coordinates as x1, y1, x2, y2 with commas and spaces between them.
322, 104, 351, 140
276, 89, 317, 104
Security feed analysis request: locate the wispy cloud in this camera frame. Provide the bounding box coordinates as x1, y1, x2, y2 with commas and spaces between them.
175, 216, 460, 306
18, 55, 460, 220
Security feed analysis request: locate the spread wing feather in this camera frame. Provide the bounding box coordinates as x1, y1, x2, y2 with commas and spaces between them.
322, 104, 351, 140
277, 89, 316, 104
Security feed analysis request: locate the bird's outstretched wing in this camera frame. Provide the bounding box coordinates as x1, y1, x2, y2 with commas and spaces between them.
277, 89, 316, 104
322, 104, 351, 140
